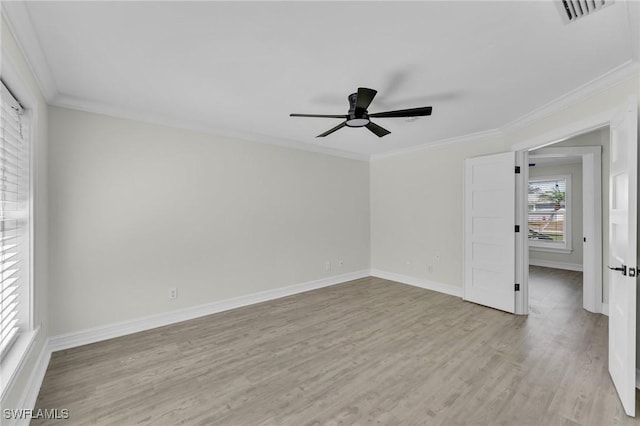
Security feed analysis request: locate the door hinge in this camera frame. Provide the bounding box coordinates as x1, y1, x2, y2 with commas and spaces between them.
515, 283, 520, 291
515, 225, 520, 233
630, 267, 637, 278
515, 166, 521, 174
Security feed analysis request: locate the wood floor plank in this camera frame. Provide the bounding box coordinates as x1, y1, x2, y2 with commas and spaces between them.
32, 270, 639, 425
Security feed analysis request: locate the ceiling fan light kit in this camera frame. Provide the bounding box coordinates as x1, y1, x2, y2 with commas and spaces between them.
290, 87, 433, 138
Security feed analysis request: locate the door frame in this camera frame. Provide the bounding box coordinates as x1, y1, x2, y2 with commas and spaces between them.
511, 99, 636, 315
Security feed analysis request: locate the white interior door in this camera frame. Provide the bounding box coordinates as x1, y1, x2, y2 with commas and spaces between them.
608, 98, 638, 417
464, 152, 515, 313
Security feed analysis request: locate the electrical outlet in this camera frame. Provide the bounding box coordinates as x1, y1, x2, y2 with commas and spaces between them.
338, 260, 344, 268
325, 261, 331, 271
427, 265, 433, 273
169, 288, 178, 299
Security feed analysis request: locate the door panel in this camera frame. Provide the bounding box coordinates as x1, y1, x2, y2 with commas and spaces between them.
608, 98, 638, 417
464, 152, 515, 313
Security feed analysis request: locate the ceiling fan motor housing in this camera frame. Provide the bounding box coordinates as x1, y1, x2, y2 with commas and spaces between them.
346, 93, 370, 127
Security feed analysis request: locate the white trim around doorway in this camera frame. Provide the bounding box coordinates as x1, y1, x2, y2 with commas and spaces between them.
511, 106, 616, 315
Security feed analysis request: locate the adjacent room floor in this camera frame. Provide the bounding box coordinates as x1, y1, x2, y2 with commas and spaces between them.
33, 273, 638, 425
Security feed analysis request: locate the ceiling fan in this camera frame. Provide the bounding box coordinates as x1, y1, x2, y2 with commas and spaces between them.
290, 87, 432, 138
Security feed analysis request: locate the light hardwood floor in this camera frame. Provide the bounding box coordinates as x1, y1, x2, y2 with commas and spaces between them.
33, 270, 639, 425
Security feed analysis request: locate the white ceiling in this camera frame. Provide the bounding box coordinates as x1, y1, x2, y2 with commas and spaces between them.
5, 1, 639, 158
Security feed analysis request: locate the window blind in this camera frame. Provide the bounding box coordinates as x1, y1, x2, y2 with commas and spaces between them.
528, 178, 567, 243
0, 82, 27, 360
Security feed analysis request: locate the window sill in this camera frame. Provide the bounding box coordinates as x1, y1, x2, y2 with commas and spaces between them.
529, 244, 572, 254
0, 327, 40, 402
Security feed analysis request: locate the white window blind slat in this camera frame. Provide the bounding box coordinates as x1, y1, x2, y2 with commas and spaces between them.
0, 118, 23, 141
0, 175, 20, 187
0, 227, 19, 240
0, 139, 22, 159
0, 323, 18, 356
0, 234, 18, 243
0, 157, 21, 173
0, 144, 24, 161
1, 314, 18, 335
0, 244, 18, 254
0, 81, 28, 361
0, 167, 19, 180
0, 147, 20, 164
0, 188, 19, 197
0, 203, 20, 213
0, 200, 19, 210
0, 306, 17, 331
0, 142, 22, 155
0, 141, 24, 156
0, 126, 23, 147
0, 269, 18, 287
0, 185, 19, 199
0, 260, 19, 275
0, 285, 18, 306
0, 318, 19, 353
0, 251, 18, 263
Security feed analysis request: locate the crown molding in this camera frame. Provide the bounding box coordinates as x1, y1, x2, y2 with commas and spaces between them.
369, 128, 503, 161
2, 3, 368, 162
3, 2, 638, 162
1, 1, 58, 102
501, 61, 640, 134
52, 94, 369, 162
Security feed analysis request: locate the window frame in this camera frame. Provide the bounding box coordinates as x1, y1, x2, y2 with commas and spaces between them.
528, 174, 572, 253
0, 74, 38, 401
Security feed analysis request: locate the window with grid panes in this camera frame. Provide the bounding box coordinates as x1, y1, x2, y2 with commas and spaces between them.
528, 176, 571, 251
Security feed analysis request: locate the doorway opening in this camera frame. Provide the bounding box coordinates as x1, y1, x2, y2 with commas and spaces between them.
528, 265, 584, 316
523, 127, 609, 315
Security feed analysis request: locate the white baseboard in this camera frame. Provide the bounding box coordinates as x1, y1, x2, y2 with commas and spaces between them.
49, 270, 369, 352
601, 303, 609, 316
529, 258, 583, 272
370, 269, 463, 298
9, 270, 369, 418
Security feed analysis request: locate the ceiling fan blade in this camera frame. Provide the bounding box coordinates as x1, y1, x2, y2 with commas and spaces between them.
369, 106, 432, 118
290, 113, 348, 118
355, 87, 377, 110
317, 121, 347, 137
365, 121, 391, 137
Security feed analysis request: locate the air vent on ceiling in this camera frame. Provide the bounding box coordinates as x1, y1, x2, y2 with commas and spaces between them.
557, 0, 613, 23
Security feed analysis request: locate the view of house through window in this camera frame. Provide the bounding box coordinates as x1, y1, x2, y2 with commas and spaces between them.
528, 177, 569, 247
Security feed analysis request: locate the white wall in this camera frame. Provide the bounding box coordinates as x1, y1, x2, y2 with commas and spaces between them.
371, 75, 638, 298
528, 161, 583, 269
371, 135, 507, 289
0, 14, 49, 412
48, 106, 370, 336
